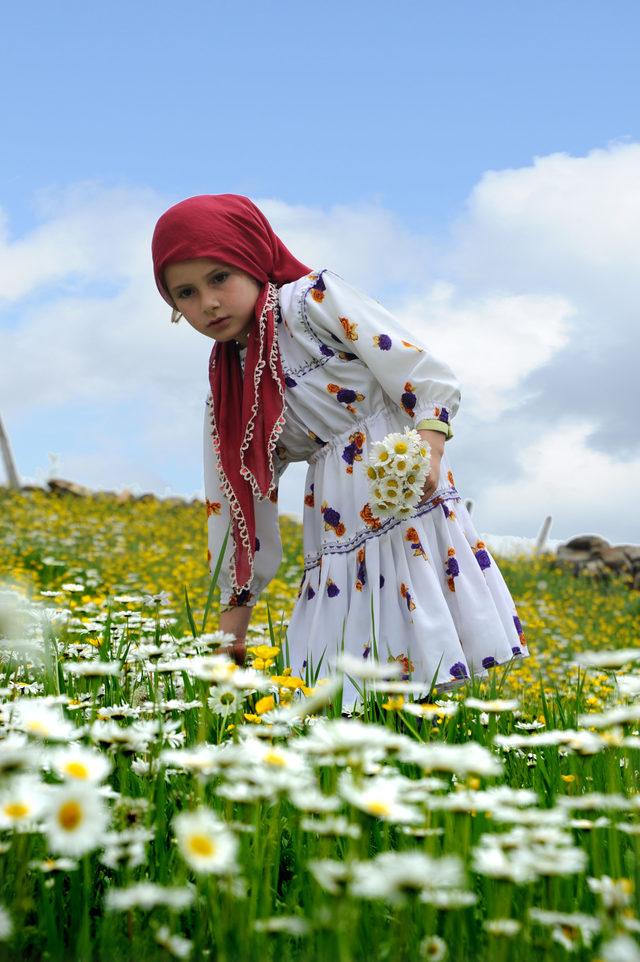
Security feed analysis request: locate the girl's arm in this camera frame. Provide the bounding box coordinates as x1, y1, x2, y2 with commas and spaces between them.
219, 605, 253, 663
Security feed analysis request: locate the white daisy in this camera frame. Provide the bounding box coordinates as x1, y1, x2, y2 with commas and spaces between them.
0, 775, 47, 829
44, 784, 109, 856
173, 808, 239, 875
51, 745, 112, 784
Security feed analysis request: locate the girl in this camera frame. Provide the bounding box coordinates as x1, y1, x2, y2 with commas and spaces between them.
151, 194, 529, 705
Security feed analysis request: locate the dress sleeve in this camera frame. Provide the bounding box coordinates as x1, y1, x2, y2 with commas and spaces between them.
304, 270, 461, 432
203, 395, 288, 610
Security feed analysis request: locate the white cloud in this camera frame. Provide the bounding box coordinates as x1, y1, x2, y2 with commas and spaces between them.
396, 283, 575, 419
478, 422, 640, 546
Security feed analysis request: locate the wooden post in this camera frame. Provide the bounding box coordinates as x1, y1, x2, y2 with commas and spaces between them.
0, 414, 20, 489
534, 515, 553, 555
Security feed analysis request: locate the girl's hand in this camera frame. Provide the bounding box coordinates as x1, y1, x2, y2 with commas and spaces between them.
416, 429, 445, 506
417, 451, 442, 506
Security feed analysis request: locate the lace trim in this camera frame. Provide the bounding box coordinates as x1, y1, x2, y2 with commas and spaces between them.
238, 283, 287, 502
206, 391, 255, 594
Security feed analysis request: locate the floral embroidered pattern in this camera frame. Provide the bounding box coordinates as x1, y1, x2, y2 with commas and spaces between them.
326, 578, 340, 598
449, 662, 469, 680
284, 374, 297, 388
205, 498, 222, 517
306, 584, 316, 600
401, 340, 424, 352
341, 430, 366, 474
472, 540, 492, 570
400, 381, 417, 417
445, 547, 459, 592
320, 501, 347, 537
339, 316, 359, 341
226, 588, 254, 607
304, 483, 315, 508
326, 383, 366, 415
360, 502, 383, 531
447, 470, 455, 486
310, 274, 326, 302
405, 527, 428, 560
373, 334, 392, 350
513, 614, 526, 647
389, 652, 415, 679
355, 546, 367, 591
400, 582, 416, 611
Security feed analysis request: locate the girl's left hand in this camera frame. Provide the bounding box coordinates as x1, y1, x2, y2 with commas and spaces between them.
417, 451, 442, 506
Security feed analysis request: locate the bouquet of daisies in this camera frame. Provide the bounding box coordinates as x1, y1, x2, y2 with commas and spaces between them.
366, 426, 431, 519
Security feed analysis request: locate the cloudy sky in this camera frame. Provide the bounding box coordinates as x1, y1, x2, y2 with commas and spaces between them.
1, 0, 639, 545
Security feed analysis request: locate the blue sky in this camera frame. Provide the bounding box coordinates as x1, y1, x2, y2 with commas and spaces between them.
2, 0, 640, 544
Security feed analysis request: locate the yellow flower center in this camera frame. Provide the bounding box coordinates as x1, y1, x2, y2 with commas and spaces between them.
393, 441, 408, 454
27, 720, 49, 735
264, 751, 286, 767
64, 761, 90, 780
378, 450, 389, 462
58, 801, 83, 831
219, 692, 235, 706
4, 802, 29, 819
188, 834, 216, 858
366, 801, 391, 817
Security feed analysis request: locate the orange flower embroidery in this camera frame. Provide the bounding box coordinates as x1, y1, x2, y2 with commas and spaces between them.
339, 316, 359, 341
206, 499, 222, 517
401, 340, 424, 352
360, 502, 383, 531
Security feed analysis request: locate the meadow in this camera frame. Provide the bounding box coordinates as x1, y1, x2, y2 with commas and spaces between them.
0, 486, 639, 962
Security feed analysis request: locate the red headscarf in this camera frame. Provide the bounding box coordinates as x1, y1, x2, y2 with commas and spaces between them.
151, 194, 311, 594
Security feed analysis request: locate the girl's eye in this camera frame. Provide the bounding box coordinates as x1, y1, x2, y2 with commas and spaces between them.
176, 288, 193, 300
211, 272, 229, 284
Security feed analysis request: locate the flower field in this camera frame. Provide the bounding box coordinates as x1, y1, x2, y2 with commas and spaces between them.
0, 487, 639, 961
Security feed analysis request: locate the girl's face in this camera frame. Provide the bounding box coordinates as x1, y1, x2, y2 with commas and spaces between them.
163, 258, 261, 347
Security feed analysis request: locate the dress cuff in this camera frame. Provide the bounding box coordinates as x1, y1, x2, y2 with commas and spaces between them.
415, 418, 453, 440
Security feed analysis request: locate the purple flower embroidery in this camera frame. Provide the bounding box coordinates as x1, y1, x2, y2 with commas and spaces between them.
341, 431, 365, 474
513, 614, 523, 635
441, 503, 451, 518
319, 343, 335, 358
482, 656, 497, 669
374, 334, 392, 350
362, 643, 371, 660
401, 383, 417, 416
337, 387, 357, 404
255, 537, 260, 551
327, 579, 340, 598
436, 407, 450, 424
445, 549, 459, 592
379, 574, 385, 588
285, 375, 297, 388
306, 584, 316, 600
475, 549, 491, 570
450, 662, 469, 679
511, 646, 522, 656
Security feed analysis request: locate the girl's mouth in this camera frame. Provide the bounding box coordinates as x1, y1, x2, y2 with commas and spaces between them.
207, 316, 230, 328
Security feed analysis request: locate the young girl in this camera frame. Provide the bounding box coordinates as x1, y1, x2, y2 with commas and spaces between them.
151, 194, 529, 705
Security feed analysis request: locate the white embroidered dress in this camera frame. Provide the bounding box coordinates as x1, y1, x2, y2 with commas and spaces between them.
203, 270, 530, 705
